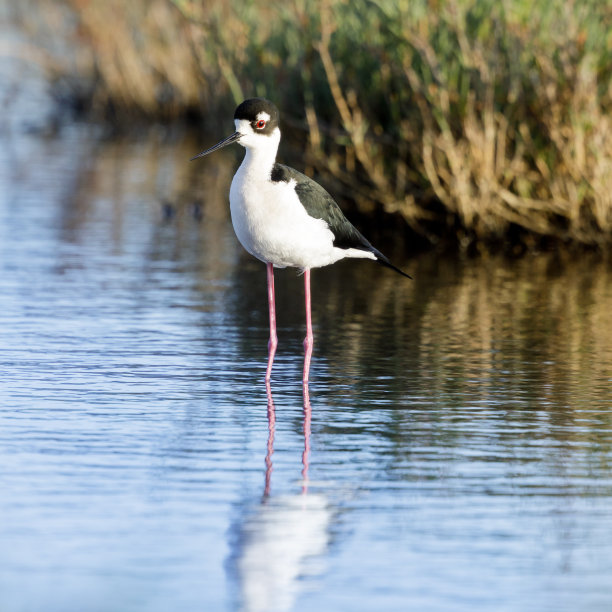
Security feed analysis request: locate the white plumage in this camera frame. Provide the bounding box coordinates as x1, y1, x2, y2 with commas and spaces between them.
229, 120, 375, 269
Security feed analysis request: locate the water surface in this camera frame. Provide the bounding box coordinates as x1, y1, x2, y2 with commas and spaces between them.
1, 122, 612, 612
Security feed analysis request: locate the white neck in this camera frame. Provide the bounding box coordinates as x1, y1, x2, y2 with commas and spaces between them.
238, 127, 281, 177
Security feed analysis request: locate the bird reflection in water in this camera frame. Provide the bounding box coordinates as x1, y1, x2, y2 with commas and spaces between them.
264, 381, 311, 498
235, 383, 331, 612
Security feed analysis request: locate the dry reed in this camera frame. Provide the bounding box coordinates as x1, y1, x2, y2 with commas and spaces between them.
12, 0, 612, 247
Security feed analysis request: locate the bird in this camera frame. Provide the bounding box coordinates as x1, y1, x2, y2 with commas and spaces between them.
191, 97, 410, 384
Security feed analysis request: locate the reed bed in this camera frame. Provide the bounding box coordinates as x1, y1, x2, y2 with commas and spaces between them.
13, 0, 612, 247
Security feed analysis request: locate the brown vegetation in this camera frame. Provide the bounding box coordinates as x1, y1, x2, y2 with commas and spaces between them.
11, 0, 612, 248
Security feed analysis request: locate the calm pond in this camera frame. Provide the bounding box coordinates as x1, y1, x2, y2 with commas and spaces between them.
1, 122, 611, 612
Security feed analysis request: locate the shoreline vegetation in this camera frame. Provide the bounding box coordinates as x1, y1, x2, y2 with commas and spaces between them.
11, 0, 612, 250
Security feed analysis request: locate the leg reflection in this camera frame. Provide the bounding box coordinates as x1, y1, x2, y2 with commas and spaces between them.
301, 382, 311, 494
264, 381, 275, 498
234, 382, 331, 612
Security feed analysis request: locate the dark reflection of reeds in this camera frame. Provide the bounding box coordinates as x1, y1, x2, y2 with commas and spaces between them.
417, 255, 611, 407
317, 252, 612, 402
308, 253, 612, 474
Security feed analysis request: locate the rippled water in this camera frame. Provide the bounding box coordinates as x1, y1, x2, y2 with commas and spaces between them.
1, 122, 612, 612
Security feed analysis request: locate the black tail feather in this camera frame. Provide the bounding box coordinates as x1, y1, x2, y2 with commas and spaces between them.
372, 248, 412, 279
377, 257, 412, 279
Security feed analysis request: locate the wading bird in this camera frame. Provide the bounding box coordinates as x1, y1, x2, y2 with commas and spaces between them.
191, 98, 410, 383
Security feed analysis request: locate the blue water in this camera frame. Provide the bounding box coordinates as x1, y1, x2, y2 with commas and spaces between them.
1, 123, 612, 612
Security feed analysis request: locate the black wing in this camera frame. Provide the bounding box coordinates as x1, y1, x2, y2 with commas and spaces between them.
271, 164, 411, 278
271, 163, 372, 250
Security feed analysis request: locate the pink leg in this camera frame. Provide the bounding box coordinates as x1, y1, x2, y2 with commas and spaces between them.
265, 263, 278, 382
303, 269, 314, 383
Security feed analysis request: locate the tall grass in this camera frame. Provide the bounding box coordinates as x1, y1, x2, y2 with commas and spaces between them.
15, 0, 612, 247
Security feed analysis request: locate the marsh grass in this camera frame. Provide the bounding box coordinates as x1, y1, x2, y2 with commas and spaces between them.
14, 0, 612, 247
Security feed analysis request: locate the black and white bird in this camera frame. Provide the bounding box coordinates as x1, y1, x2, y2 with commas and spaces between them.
191, 98, 410, 383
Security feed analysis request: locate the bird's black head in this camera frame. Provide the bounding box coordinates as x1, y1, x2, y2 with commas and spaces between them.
234, 98, 280, 135
190, 97, 281, 161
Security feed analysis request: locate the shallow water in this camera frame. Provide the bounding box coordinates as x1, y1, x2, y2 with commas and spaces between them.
1, 122, 612, 612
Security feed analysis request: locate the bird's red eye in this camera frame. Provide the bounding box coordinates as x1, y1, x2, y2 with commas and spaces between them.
256, 119, 266, 129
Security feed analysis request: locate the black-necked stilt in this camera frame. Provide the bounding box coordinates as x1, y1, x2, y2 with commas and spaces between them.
191, 98, 410, 383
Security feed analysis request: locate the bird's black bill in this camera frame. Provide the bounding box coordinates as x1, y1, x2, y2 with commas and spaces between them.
190, 131, 241, 160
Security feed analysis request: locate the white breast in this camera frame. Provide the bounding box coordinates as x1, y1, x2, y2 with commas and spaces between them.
229, 164, 340, 270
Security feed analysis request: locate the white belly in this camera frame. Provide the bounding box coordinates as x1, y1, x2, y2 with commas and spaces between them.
229, 170, 340, 270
